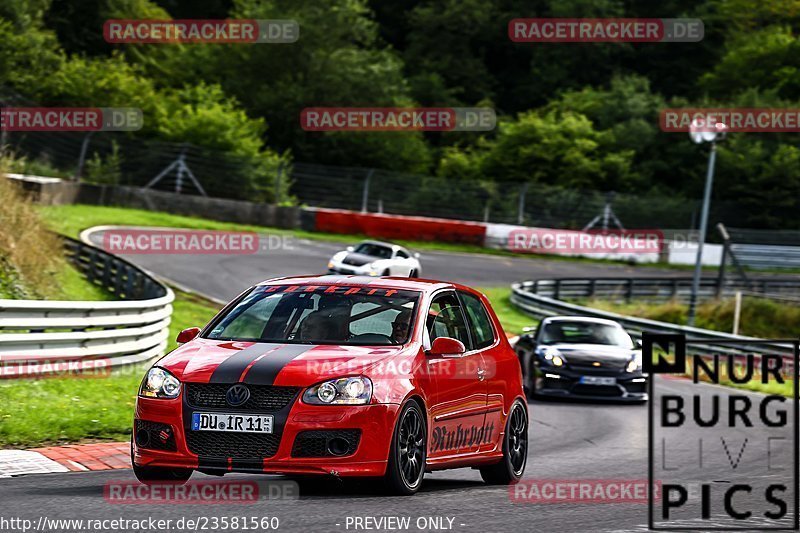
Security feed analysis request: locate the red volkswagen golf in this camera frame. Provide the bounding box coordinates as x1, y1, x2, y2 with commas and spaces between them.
132, 276, 528, 495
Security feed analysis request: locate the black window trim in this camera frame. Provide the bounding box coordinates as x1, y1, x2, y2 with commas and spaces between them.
427, 289, 475, 352
456, 290, 499, 353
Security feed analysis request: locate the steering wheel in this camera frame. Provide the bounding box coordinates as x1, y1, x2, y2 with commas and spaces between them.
349, 333, 394, 344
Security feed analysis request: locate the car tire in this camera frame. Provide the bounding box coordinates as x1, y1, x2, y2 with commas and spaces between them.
480, 401, 528, 485
384, 400, 426, 495
382, 268, 391, 276
131, 439, 192, 485
409, 269, 418, 278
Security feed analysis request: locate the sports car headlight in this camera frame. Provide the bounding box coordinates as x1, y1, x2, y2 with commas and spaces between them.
303, 377, 373, 405
139, 367, 181, 399
542, 346, 566, 367
626, 352, 643, 373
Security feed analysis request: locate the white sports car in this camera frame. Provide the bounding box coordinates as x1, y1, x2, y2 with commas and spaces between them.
327, 240, 422, 277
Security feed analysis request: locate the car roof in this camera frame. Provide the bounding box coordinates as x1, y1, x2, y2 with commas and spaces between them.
358, 240, 395, 248
542, 316, 624, 328
356, 240, 410, 253
256, 275, 459, 293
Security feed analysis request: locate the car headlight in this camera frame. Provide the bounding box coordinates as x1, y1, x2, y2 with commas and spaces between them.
542, 346, 566, 367
367, 270, 379, 276
139, 367, 181, 399
626, 352, 643, 373
303, 377, 373, 405
328, 261, 334, 268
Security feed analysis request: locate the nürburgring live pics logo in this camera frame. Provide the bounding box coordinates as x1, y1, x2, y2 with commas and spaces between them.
645, 333, 799, 531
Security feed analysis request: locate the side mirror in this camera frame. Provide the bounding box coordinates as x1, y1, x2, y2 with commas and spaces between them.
634, 339, 643, 349
428, 337, 466, 357
346, 246, 355, 252
177, 327, 201, 344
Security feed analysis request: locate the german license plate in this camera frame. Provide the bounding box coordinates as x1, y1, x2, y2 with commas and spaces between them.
580, 376, 617, 386
191, 412, 273, 433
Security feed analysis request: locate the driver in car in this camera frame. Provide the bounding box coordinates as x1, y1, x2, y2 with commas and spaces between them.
391, 309, 412, 344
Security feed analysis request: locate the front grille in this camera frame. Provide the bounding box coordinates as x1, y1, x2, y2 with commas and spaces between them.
135, 419, 177, 451
291, 429, 361, 458
572, 384, 623, 397
185, 383, 299, 411
186, 431, 281, 459
342, 257, 367, 266
570, 364, 625, 373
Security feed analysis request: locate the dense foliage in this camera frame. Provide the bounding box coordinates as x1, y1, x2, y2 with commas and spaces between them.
2, 0, 799, 226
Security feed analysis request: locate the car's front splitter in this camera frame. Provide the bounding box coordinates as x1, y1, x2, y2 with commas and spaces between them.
535, 368, 648, 401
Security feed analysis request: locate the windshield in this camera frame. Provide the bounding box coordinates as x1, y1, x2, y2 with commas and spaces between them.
353, 243, 393, 259
205, 285, 419, 345
540, 321, 634, 348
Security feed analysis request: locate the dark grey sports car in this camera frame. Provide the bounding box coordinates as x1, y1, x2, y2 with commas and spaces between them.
514, 316, 648, 402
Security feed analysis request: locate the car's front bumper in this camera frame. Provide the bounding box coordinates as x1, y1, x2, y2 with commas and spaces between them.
534, 367, 648, 401
133, 393, 401, 476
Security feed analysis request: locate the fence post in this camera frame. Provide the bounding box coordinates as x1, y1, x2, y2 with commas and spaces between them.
517, 183, 529, 225
75, 132, 94, 181
0, 101, 7, 149
588, 279, 596, 298
716, 240, 728, 297
554, 279, 561, 300
361, 169, 373, 213
626, 278, 634, 302
274, 162, 283, 205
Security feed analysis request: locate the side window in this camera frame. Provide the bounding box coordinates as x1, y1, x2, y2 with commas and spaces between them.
426, 292, 471, 348
396, 249, 409, 259
460, 292, 495, 349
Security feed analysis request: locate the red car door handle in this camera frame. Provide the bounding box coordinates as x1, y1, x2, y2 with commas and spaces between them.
477, 368, 486, 381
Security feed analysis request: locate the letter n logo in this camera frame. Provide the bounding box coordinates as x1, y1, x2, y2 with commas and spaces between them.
643, 333, 686, 374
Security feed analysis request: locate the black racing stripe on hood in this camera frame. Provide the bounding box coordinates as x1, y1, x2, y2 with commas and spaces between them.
209, 343, 283, 383
242, 344, 316, 386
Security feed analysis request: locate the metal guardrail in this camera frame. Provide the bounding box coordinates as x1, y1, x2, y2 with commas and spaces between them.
525, 277, 800, 303
0, 237, 173, 377
510, 279, 797, 368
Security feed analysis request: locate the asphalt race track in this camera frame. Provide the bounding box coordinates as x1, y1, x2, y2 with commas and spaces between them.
1, 378, 793, 532
85, 229, 686, 302
2, 228, 792, 532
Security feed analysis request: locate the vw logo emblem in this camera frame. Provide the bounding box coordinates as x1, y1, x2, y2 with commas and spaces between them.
226, 384, 250, 407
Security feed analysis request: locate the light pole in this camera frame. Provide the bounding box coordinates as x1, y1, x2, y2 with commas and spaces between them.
687, 118, 727, 326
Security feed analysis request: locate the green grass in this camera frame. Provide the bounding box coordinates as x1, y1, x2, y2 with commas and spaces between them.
582, 296, 800, 339
478, 287, 536, 335
0, 288, 220, 448
56, 262, 116, 301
